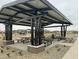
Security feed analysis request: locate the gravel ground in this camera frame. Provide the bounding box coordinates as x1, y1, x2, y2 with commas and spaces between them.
0, 43, 70, 59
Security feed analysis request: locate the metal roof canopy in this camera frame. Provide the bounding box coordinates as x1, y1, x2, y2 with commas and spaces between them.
0, 0, 72, 26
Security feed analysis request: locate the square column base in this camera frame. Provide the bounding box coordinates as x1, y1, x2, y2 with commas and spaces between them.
27, 44, 45, 54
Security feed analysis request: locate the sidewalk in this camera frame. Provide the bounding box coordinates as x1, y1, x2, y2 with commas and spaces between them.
62, 40, 78, 59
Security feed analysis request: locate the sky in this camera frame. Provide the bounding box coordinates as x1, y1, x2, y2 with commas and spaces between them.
0, 0, 78, 31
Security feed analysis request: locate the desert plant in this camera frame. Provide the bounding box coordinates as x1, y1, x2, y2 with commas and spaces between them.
55, 45, 58, 48
18, 51, 23, 56
12, 50, 15, 53
1, 49, 3, 53
6, 47, 9, 50
57, 48, 61, 51
46, 51, 49, 54
1, 46, 4, 48
6, 53, 10, 57
64, 45, 66, 47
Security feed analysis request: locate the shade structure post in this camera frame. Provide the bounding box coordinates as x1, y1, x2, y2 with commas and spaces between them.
39, 26, 44, 45
4, 20, 14, 45
34, 17, 39, 46
61, 24, 67, 40
61, 24, 64, 38
38, 17, 42, 45
28, 16, 45, 53
61, 24, 64, 39
5, 20, 12, 40
34, 16, 42, 46
64, 26, 67, 38
61, 26, 63, 38
31, 18, 34, 45
30, 15, 43, 46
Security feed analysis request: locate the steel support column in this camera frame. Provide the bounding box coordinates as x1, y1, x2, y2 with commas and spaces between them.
61, 24, 67, 40
30, 10, 43, 46
38, 17, 42, 45
30, 16, 42, 46
39, 26, 44, 45
31, 18, 34, 45
31, 16, 42, 46
5, 20, 12, 40
61, 26, 63, 37
64, 26, 67, 38
61, 24, 65, 39
34, 17, 40, 45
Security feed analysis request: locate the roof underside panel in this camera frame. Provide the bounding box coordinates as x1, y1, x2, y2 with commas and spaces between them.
0, 0, 72, 26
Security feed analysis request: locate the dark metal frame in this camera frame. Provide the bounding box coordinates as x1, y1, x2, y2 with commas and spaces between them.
5, 20, 12, 40
31, 15, 43, 46
45, 24, 68, 39
0, 0, 72, 46
0, 0, 72, 26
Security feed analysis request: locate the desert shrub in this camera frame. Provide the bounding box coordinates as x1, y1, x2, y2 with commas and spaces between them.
12, 50, 15, 53
46, 51, 49, 54
18, 51, 23, 56
57, 48, 61, 51
1, 46, 4, 48
64, 45, 66, 47
1, 49, 3, 53
6, 53, 10, 57
6, 47, 10, 50
55, 45, 58, 48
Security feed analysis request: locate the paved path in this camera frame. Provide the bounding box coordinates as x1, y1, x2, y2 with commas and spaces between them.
62, 40, 78, 59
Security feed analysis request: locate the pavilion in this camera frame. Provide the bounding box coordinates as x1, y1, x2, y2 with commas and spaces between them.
0, 0, 72, 53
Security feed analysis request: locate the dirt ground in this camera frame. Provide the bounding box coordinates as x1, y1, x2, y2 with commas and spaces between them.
0, 31, 78, 59
0, 42, 71, 59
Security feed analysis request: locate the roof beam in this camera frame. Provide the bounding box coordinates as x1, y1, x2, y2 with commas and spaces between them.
0, 13, 51, 25
44, 24, 70, 28
42, 16, 60, 23
0, 13, 22, 19
15, 15, 42, 23
10, 5, 58, 23
0, 18, 31, 26
47, 14, 69, 24
6, 3, 63, 24
22, 3, 37, 9
22, 3, 51, 11
13, 5, 51, 13
22, 3, 67, 23
8, 12, 19, 20
12, 5, 34, 12
13, 22, 31, 26
6, 7, 32, 16
41, 0, 71, 24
